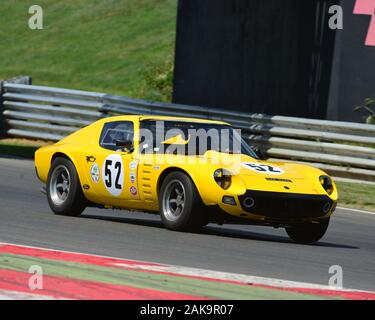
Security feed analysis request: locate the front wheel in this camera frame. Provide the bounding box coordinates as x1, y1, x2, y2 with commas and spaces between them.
285, 218, 330, 244
47, 157, 86, 216
159, 172, 206, 231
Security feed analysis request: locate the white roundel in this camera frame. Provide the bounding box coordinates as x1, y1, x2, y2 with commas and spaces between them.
241, 162, 284, 175
102, 154, 124, 196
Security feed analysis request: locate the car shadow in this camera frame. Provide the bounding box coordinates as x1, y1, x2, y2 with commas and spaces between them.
202, 226, 358, 249
81, 214, 359, 250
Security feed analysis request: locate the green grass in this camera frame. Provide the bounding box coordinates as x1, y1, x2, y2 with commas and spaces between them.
0, 0, 177, 101
0, 143, 38, 158
0, 138, 47, 158
336, 181, 375, 212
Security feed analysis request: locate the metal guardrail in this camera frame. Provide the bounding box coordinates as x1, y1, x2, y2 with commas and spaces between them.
1, 77, 374, 181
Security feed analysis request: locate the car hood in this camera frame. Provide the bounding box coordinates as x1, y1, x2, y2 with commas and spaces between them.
201, 152, 326, 195
202, 151, 320, 180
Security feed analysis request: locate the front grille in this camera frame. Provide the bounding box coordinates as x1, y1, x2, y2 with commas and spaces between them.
238, 190, 333, 219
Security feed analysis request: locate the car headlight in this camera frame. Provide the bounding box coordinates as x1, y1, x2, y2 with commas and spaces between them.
214, 169, 232, 190
319, 175, 333, 195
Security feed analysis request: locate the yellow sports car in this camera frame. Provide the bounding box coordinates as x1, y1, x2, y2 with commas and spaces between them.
35, 115, 338, 244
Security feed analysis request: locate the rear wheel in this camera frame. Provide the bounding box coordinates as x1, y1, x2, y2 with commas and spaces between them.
285, 218, 330, 244
159, 172, 206, 231
47, 157, 86, 216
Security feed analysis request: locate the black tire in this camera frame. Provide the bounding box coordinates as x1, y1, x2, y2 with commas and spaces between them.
47, 157, 86, 216
285, 218, 330, 244
159, 172, 206, 231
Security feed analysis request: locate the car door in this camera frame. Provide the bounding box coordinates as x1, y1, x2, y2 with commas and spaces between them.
84, 120, 140, 203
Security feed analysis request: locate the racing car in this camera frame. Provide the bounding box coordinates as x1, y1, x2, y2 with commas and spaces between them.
35, 115, 338, 244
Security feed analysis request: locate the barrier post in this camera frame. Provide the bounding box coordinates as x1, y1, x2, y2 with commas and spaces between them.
0, 80, 5, 139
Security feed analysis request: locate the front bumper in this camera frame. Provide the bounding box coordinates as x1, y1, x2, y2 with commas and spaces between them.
238, 190, 334, 219
216, 190, 336, 223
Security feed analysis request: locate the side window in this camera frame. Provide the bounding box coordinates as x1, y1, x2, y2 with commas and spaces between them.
100, 121, 134, 151
139, 121, 157, 154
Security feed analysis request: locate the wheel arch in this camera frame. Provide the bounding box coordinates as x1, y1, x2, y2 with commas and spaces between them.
157, 166, 214, 206
157, 167, 191, 194
51, 152, 73, 164
50, 151, 85, 188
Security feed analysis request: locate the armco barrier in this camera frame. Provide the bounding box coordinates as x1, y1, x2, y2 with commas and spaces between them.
0, 77, 374, 181
0, 81, 4, 138
0, 76, 32, 138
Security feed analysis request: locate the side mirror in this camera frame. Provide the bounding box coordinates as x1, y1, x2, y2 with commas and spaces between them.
252, 146, 266, 160
115, 139, 134, 152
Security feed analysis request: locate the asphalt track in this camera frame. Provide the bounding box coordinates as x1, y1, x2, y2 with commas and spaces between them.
0, 157, 374, 292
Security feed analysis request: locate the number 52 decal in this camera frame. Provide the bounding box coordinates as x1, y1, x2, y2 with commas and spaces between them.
102, 154, 124, 196
241, 162, 284, 175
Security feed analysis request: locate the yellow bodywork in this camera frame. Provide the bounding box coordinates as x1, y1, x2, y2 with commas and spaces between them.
35, 115, 338, 223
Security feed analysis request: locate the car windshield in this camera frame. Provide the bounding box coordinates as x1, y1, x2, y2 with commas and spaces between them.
139, 120, 258, 158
